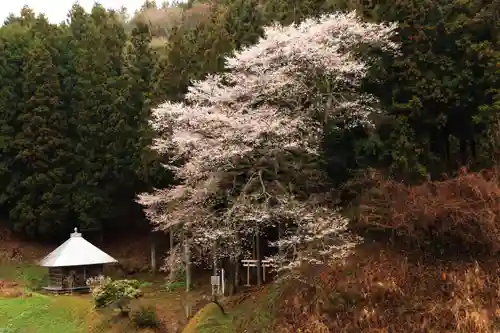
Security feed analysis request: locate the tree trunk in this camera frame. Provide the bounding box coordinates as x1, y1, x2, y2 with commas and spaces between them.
229, 266, 235, 296
460, 138, 468, 166
235, 232, 240, 289
212, 240, 218, 295
235, 254, 240, 289
168, 227, 175, 282
213, 241, 218, 275
256, 230, 262, 287
227, 257, 236, 296
185, 238, 191, 292
170, 227, 174, 251
471, 137, 476, 160
278, 221, 283, 269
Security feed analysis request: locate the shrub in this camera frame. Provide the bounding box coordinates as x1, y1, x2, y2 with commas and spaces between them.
86, 276, 144, 315
357, 168, 500, 254
132, 305, 161, 329
18, 267, 47, 291
278, 243, 500, 333
165, 280, 186, 292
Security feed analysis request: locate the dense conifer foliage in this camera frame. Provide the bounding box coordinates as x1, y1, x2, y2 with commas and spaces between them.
0, 1, 271, 239
0, 6, 159, 239
2, 0, 500, 252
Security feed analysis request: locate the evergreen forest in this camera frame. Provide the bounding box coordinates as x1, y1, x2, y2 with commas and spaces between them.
0, 0, 499, 248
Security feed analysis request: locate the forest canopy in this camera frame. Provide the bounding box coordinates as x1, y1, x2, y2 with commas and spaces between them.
0, 0, 499, 257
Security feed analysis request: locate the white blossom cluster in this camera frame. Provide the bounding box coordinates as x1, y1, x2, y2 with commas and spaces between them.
138, 12, 398, 271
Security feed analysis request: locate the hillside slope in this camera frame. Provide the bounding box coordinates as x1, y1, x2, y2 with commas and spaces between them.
190, 242, 500, 333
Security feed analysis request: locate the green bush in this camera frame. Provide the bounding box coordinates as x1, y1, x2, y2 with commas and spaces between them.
86, 276, 144, 315
139, 281, 153, 288
17, 266, 48, 291
132, 305, 161, 329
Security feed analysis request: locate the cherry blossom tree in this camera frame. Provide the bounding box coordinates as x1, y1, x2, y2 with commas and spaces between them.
138, 12, 398, 282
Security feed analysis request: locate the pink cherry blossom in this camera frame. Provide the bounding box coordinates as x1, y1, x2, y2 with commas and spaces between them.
138, 12, 398, 271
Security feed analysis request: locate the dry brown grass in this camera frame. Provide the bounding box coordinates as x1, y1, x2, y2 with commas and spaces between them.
272, 243, 500, 333
355, 168, 500, 255
0, 226, 51, 263
0, 280, 29, 297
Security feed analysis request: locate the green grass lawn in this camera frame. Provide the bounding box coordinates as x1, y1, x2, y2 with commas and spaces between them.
0, 263, 95, 333
0, 263, 204, 333
0, 294, 92, 333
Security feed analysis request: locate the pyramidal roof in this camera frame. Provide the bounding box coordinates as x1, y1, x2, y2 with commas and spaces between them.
39, 228, 118, 267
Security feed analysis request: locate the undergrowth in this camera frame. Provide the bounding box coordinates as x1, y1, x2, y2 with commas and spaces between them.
132, 305, 161, 329
271, 243, 500, 333
182, 168, 500, 332
165, 280, 186, 292
184, 286, 281, 333
355, 168, 500, 255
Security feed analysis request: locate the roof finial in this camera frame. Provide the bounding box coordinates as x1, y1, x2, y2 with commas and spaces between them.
71, 227, 81, 237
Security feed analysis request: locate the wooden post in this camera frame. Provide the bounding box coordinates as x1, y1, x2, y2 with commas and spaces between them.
247, 266, 250, 286
221, 268, 225, 295
241, 260, 271, 286
185, 304, 192, 318
67, 270, 75, 295
150, 231, 156, 274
